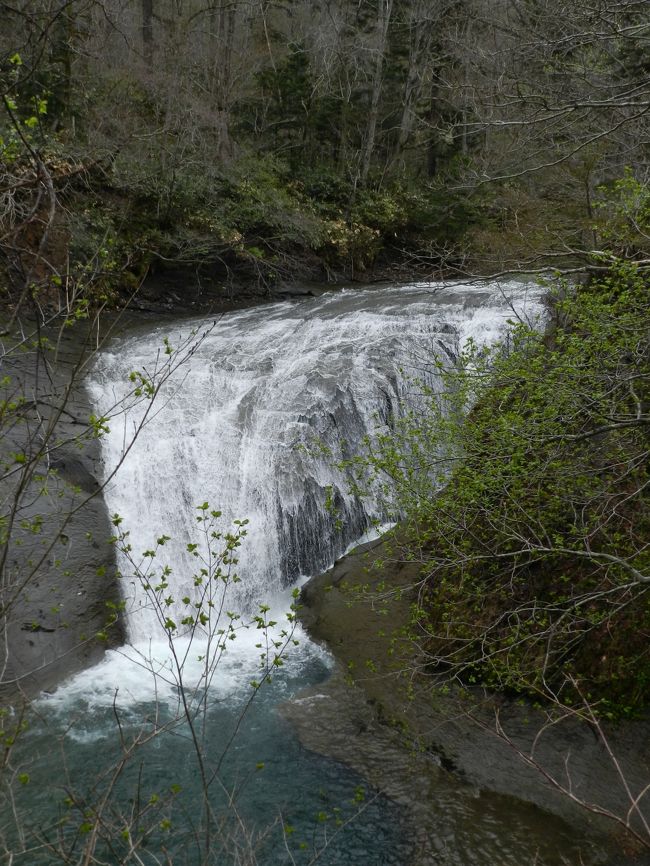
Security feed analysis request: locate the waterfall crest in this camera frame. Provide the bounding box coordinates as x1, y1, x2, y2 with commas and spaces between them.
86, 282, 543, 640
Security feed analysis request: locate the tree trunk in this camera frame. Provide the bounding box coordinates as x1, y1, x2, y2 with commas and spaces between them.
359, 0, 393, 187
427, 74, 440, 178
142, 0, 153, 65
208, 0, 236, 162
391, 1, 432, 170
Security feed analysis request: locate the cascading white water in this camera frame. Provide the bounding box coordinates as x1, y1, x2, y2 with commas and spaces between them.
86, 281, 544, 645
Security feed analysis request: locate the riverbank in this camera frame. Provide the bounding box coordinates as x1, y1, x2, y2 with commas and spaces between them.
291, 532, 650, 865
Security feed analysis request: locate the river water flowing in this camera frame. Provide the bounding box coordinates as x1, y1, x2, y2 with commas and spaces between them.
13, 282, 613, 865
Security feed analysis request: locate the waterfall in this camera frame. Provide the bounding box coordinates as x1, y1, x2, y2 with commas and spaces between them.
86, 282, 544, 643
32, 279, 593, 866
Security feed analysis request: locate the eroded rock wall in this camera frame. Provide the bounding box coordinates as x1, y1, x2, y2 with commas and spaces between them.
0, 329, 124, 701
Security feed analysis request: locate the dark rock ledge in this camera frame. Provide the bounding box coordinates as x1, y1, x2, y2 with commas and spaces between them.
0, 327, 125, 702
286, 534, 650, 866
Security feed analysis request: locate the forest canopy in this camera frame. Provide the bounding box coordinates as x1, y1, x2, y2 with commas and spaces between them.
1, 0, 649, 310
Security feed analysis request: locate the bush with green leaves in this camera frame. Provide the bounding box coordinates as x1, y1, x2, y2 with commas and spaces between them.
354, 260, 650, 717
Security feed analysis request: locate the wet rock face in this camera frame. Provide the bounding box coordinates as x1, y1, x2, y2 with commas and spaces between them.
296, 536, 650, 866
0, 332, 124, 701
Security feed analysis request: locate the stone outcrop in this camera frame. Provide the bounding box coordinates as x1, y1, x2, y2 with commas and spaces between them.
294, 534, 650, 865
0, 325, 124, 701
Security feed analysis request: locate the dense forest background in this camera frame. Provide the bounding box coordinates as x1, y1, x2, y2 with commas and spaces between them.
1, 0, 649, 311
